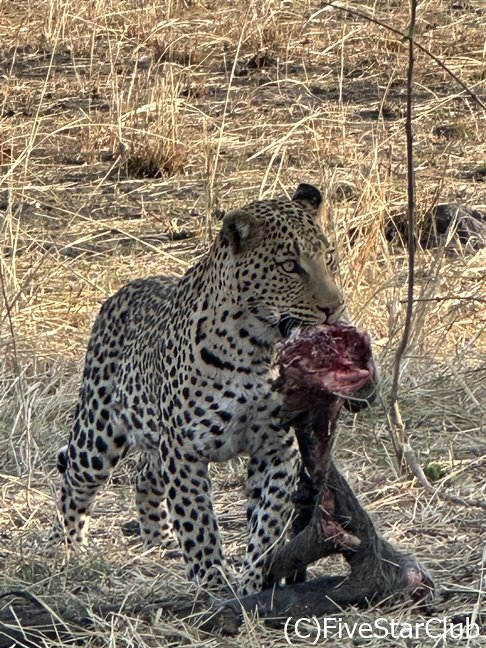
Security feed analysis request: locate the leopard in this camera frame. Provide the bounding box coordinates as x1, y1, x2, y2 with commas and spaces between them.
51, 183, 345, 595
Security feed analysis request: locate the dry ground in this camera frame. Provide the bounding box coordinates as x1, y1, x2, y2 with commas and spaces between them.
1, 0, 485, 645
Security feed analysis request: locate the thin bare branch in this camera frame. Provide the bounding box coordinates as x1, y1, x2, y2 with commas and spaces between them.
385, 0, 419, 471
393, 0, 417, 397
315, 1, 486, 111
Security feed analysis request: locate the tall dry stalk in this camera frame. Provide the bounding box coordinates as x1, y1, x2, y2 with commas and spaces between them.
387, 0, 418, 472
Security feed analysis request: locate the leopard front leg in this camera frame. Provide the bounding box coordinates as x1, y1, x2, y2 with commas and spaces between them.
240, 427, 299, 595
161, 443, 233, 592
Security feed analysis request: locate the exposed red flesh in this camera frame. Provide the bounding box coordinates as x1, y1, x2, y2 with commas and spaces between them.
278, 323, 376, 399
320, 486, 361, 549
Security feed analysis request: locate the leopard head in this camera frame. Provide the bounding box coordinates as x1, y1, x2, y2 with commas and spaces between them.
220, 184, 345, 339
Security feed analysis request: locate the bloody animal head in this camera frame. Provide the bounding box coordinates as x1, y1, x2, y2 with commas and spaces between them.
277, 323, 378, 414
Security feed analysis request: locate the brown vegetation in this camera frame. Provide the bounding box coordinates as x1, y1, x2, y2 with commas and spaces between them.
1, 0, 485, 645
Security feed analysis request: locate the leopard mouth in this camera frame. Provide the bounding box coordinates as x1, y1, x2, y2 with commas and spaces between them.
278, 314, 332, 338
278, 313, 333, 338
278, 316, 302, 338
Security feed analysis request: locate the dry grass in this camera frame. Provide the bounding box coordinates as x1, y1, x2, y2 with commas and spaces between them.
1, 0, 485, 645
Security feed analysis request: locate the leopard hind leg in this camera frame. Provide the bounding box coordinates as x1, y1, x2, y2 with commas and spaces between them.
51, 400, 134, 545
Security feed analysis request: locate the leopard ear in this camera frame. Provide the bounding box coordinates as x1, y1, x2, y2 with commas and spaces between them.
221, 210, 258, 254
292, 183, 322, 217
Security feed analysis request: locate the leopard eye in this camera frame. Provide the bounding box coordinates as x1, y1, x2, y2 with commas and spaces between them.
280, 260, 306, 275
324, 250, 335, 267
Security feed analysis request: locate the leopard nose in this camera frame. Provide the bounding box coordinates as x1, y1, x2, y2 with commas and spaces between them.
317, 301, 346, 322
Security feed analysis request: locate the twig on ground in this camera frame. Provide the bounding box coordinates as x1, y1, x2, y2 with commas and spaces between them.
403, 444, 486, 511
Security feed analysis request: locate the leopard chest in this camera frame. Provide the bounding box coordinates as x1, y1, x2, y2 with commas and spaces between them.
161, 368, 282, 462
150, 292, 283, 461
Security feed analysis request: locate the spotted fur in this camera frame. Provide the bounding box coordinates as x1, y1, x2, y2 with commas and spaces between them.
51, 183, 345, 595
